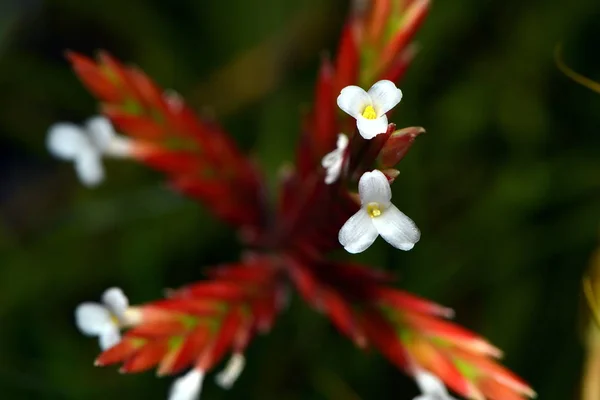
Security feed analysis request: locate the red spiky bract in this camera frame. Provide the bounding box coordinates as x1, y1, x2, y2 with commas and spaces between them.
72, 1, 535, 398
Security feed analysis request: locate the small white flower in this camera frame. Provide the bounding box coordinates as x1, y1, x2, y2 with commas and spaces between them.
337, 80, 402, 140
413, 369, 457, 400
321, 133, 349, 184
46, 116, 132, 187
215, 353, 245, 389
169, 369, 205, 400
338, 169, 420, 253
164, 89, 184, 112
75, 287, 131, 350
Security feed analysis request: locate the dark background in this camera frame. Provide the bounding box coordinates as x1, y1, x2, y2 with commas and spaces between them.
0, 0, 599, 399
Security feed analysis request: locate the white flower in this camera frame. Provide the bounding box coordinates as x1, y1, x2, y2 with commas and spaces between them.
169, 369, 205, 400
321, 133, 349, 184
337, 80, 402, 140
215, 353, 245, 389
338, 169, 420, 253
413, 369, 457, 400
46, 116, 132, 187
75, 287, 131, 350
164, 89, 184, 112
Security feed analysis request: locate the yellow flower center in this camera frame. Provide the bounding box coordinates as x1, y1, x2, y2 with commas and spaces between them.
362, 105, 377, 120
110, 314, 120, 326
366, 202, 382, 218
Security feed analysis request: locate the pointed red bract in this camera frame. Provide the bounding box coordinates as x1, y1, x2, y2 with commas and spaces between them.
71, 2, 534, 398
68, 51, 266, 234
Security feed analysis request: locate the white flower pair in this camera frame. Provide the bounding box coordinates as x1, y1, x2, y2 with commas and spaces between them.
323, 80, 420, 254
47, 116, 132, 187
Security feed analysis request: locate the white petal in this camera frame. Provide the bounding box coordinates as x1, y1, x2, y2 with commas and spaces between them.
47, 123, 89, 160
372, 205, 420, 251
75, 303, 113, 336
86, 116, 133, 157
415, 370, 453, 398
367, 80, 403, 115
358, 170, 392, 205
164, 89, 184, 112
337, 86, 371, 118
99, 327, 122, 350
336, 133, 349, 149
102, 287, 129, 318
356, 114, 389, 139
215, 353, 245, 389
338, 209, 379, 254
324, 160, 343, 184
86, 116, 116, 151
321, 150, 341, 168
169, 369, 205, 400
74, 151, 104, 187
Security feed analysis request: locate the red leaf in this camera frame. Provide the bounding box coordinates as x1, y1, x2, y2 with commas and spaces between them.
374, 287, 453, 317
104, 108, 165, 140
379, 126, 425, 168
361, 310, 408, 369
157, 327, 212, 376
148, 299, 224, 316
450, 347, 535, 398
66, 51, 123, 102
200, 307, 245, 370
404, 313, 502, 357
321, 289, 364, 346
127, 320, 187, 338
95, 339, 143, 366
334, 21, 360, 94
410, 337, 472, 397
366, 0, 391, 44
120, 340, 169, 373
126, 67, 167, 112
378, 0, 430, 76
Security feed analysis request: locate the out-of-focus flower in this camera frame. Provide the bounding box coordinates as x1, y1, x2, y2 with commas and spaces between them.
169, 369, 205, 400
336, 80, 402, 139
339, 169, 420, 253
75, 287, 136, 350
321, 133, 349, 184
215, 352, 245, 389
46, 116, 132, 186
413, 369, 457, 400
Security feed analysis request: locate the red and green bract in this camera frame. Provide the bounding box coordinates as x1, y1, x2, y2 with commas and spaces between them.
68, 1, 534, 399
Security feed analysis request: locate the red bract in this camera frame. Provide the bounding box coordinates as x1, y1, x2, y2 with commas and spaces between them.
69, 1, 534, 399
67, 51, 266, 236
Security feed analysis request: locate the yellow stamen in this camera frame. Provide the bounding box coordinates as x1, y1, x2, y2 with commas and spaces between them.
362, 105, 377, 120
366, 202, 382, 218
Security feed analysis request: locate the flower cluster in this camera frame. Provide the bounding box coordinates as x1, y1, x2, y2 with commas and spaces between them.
50, 1, 535, 399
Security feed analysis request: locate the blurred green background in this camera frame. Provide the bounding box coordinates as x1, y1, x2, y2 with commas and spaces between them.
1, 0, 599, 399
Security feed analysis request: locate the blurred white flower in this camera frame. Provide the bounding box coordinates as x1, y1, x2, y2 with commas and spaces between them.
336, 80, 402, 139
75, 287, 133, 350
321, 133, 349, 184
215, 353, 245, 389
46, 116, 132, 187
338, 169, 420, 253
413, 369, 457, 400
169, 369, 205, 400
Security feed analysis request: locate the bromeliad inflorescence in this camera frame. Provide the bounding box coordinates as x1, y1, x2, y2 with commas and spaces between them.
49, 1, 535, 399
